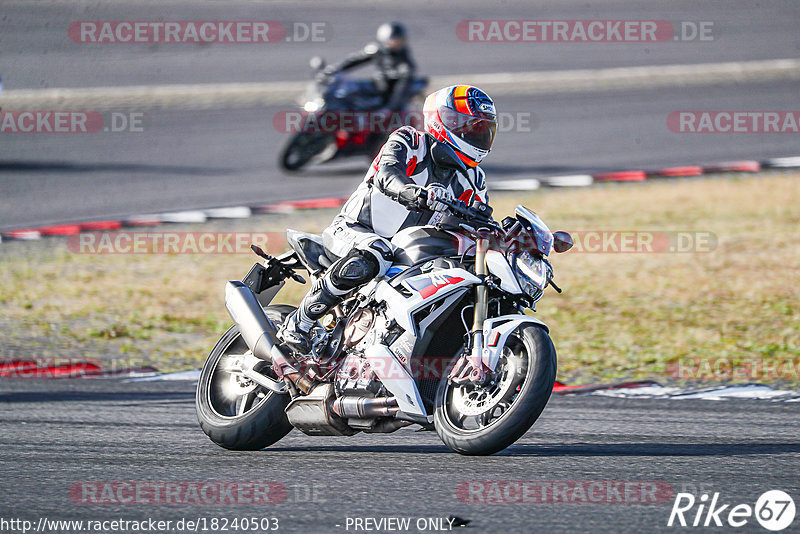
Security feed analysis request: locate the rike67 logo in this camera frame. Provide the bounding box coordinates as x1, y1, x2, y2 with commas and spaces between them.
668, 490, 795, 531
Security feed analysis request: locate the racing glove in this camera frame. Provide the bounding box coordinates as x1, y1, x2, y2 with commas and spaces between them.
425, 184, 454, 212
397, 184, 427, 211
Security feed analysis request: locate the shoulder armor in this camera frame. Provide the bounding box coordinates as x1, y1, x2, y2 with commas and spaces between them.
391, 126, 421, 150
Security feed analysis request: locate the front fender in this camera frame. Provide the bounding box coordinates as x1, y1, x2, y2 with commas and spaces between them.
481, 314, 549, 372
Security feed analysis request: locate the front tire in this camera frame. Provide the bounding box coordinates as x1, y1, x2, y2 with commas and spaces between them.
196, 305, 296, 450
279, 132, 332, 171
434, 325, 557, 455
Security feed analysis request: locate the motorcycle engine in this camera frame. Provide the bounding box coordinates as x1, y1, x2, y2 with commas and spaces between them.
335, 308, 387, 396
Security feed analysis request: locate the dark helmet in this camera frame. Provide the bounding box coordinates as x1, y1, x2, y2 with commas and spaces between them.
376, 22, 407, 50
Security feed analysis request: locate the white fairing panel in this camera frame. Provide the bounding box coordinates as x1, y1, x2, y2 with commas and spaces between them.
374, 268, 480, 334
486, 250, 522, 294
365, 344, 427, 417
482, 315, 549, 371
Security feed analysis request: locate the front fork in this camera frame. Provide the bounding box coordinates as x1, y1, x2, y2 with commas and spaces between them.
450, 237, 491, 385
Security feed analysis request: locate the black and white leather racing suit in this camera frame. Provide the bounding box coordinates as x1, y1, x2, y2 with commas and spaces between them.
280, 125, 488, 351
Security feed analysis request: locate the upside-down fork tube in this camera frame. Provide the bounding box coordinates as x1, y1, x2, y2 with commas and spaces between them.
469, 237, 489, 381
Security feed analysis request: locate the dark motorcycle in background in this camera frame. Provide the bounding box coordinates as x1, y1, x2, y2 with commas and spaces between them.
278, 56, 428, 172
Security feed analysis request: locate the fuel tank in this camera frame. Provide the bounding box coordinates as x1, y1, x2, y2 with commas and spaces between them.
390, 226, 459, 266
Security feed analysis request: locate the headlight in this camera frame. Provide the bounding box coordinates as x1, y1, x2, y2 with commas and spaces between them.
513, 251, 548, 300
303, 99, 323, 112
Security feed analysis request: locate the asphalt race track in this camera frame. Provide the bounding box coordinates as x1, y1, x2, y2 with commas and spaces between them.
0, 379, 798, 533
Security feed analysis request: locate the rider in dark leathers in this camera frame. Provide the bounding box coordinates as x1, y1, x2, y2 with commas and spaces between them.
319, 22, 416, 112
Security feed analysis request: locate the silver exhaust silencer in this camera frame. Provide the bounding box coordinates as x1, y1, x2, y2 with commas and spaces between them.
224, 281, 280, 361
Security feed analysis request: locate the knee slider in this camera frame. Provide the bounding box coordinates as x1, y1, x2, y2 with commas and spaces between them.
328, 249, 380, 291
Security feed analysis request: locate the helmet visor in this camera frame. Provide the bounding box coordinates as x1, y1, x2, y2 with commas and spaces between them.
440, 107, 497, 153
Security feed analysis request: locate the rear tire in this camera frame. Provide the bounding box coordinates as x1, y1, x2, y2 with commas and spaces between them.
196, 305, 296, 450
434, 325, 557, 455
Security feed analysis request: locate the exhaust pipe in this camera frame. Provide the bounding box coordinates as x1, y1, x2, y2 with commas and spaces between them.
330, 396, 399, 419
225, 281, 313, 392
225, 281, 279, 361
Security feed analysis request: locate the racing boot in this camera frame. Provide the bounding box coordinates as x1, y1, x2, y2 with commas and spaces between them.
278, 279, 342, 354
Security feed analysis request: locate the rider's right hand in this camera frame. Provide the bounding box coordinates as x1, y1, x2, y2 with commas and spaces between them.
397, 185, 428, 212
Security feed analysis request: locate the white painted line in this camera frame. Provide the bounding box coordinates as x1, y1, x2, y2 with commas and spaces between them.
2, 58, 799, 110
204, 206, 252, 219
592, 383, 800, 401
674, 385, 799, 401
125, 369, 201, 382
490, 178, 541, 191
540, 174, 594, 187
764, 156, 800, 168
2, 230, 42, 240
158, 210, 208, 224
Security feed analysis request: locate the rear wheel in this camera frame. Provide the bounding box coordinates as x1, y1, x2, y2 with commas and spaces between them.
196, 305, 296, 450
434, 325, 557, 455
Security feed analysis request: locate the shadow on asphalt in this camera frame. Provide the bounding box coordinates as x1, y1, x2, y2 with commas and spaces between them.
266, 442, 800, 456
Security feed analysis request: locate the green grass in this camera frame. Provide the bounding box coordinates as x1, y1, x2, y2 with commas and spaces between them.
1, 172, 798, 384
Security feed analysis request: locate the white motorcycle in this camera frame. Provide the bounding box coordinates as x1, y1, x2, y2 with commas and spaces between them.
196, 197, 573, 455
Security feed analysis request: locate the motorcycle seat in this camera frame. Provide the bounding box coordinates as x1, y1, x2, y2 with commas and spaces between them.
286, 229, 334, 275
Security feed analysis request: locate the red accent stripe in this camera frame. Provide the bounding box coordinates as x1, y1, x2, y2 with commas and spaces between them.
456, 151, 479, 168
37, 224, 82, 236
593, 170, 647, 182
0, 359, 159, 379
258, 196, 349, 212
702, 161, 761, 173
406, 156, 418, 176
650, 166, 703, 177
79, 220, 122, 231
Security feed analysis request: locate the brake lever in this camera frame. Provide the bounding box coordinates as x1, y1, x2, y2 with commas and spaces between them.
250, 244, 273, 261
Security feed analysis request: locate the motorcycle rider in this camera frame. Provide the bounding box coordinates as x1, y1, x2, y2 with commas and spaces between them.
279, 85, 498, 353
318, 22, 416, 113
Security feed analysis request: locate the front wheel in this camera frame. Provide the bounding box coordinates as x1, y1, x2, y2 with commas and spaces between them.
279, 132, 332, 171
196, 305, 296, 450
434, 325, 557, 455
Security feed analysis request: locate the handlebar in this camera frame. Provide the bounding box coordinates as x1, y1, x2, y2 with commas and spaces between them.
438, 197, 503, 232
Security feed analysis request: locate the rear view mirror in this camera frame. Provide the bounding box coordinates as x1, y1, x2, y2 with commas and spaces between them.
553, 231, 574, 252
430, 141, 467, 173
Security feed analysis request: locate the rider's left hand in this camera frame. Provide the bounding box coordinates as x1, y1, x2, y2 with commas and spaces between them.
425, 184, 454, 212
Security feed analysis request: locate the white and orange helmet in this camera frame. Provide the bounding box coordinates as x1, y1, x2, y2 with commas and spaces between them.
423, 85, 497, 167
